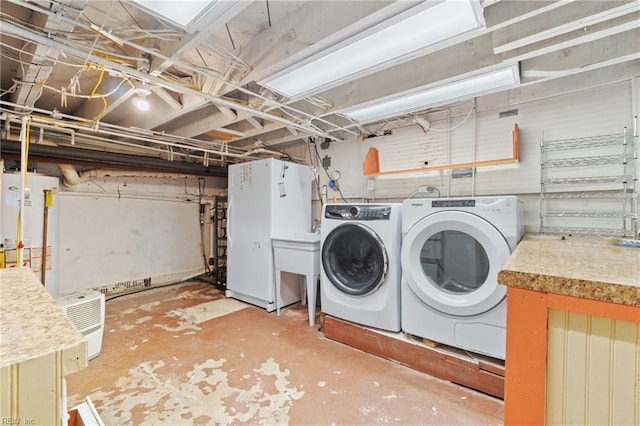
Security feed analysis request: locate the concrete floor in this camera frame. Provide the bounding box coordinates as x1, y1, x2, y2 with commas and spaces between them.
66, 280, 504, 425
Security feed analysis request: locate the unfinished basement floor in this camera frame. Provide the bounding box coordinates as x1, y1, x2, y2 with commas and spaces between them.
65, 280, 504, 425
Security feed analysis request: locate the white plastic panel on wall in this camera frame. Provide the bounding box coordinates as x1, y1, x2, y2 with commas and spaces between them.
58, 194, 205, 295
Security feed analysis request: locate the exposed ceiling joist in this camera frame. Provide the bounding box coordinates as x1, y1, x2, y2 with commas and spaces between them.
484, 0, 576, 31
11, 0, 87, 107
149, 1, 254, 75
150, 86, 183, 111
492, 0, 639, 53
500, 11, 640, 62
205, 129, 235, 140
0, 18, 340, 140
521, 28, 640, 74
1, 0, 637, 160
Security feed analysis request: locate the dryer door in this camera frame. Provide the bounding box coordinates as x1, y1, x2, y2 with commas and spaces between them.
322, 223, 388, 296
401, 210, 511, 316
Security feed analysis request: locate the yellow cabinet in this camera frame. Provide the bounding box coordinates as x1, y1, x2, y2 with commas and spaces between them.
0, 268, 87, 425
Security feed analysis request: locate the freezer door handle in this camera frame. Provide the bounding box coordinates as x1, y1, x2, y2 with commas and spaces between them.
227, 201, 232, 247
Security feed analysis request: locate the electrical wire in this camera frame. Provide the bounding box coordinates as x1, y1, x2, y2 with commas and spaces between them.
0, 81, 18, 97
117, 28, 184, 42
9, 75, 128, 123
277, 108, 334, 139
304, 95, 334, 110
0, 41, 83, 70
418, 101, 476, 133
86, 63, 109, 121
201, 40, 251, 73
312, 141, 349, 204
1, 102, 249, 158
255, 139, 293, 161
196, 177, 211, 274
2, 5, 354, 140
15, 118, 31, 266
12, 75, 131, 100
69, 0, 118, 96
306, 138, 324, 205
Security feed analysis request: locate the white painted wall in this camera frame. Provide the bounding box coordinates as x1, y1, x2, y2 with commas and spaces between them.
306, 81, 637, 234
50, 173, 224, 296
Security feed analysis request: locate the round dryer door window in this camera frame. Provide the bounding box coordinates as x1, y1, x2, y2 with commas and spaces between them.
322, 223, 388, 296
420, 230, 490, 295
401, 210, 511, 316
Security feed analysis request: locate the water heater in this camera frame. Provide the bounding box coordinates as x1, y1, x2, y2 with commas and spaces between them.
1, 172, 60, 295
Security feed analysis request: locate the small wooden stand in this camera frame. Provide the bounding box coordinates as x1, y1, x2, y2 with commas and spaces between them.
322, 315, 505, 399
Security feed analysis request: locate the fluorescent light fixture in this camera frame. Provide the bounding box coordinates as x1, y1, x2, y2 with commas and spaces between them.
342, 64, 521, 123
260, 0, 484, 99
130, 0, 215, 27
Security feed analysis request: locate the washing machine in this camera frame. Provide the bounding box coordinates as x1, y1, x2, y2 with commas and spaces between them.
320, 203, 402, 332
401, 196, 523, 359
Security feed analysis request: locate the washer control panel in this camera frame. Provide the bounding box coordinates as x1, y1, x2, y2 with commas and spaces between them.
431, 199, 475, 208
424, 197, 517, 214
325, 204, 392, 220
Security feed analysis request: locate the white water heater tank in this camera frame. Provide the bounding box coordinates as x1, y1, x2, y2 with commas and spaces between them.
1, 172, 60, 295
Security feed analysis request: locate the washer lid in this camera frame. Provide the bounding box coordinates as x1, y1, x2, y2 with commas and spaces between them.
401, 210, 511, 316
322, 223, 388, 296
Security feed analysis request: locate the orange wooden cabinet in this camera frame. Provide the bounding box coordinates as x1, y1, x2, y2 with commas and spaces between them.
504, 288, 639, 425
500, 234, 640, 426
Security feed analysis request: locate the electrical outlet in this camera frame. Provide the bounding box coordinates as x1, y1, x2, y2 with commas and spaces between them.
418, 185, 432, 193
367, 179, 375, 191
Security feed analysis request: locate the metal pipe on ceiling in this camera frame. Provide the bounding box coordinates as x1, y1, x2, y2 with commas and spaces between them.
0, 104, 253, 162
0, 8, 348, 140
0, 140, 228, 177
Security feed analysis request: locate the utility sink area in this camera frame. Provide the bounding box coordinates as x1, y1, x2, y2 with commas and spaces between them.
272, 233, 321, 325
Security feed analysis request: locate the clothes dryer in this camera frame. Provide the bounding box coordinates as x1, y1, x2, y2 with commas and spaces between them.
401, 196, 523, 359
321, 203, 402, 331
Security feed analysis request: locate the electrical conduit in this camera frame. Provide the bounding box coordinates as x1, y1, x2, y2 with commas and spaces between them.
17, 115, 30, 266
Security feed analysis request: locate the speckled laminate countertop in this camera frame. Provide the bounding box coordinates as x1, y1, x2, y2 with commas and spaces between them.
498, 234, 640, 307
498, 234, 640, 306
0, 267, 87, 371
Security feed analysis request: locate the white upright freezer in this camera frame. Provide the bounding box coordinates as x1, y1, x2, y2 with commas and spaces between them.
226, 158, 314, 311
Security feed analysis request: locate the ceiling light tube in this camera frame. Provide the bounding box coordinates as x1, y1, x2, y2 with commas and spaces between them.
342, 64, 521, 123
259, 0, 484, 99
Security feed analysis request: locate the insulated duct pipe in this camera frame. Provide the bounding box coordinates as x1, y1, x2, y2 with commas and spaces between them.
0, 140, 228, 177
35, 140, 82, 187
